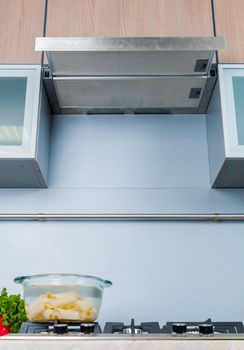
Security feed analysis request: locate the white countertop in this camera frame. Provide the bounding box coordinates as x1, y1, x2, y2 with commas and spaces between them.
2, 334, 244, 350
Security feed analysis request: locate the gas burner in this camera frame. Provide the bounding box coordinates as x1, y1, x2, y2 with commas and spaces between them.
19, 321, 101, 334
103, 318, 161, 334
162, 319, 244, 334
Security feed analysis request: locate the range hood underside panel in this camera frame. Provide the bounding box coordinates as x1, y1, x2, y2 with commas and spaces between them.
53, 76, 206, 113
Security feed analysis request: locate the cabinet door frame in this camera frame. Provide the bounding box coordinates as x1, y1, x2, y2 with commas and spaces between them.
219, 64, 244, 158
0, 65, 41, 158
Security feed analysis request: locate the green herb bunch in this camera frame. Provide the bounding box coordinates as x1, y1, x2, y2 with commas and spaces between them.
0, 288, 27, 333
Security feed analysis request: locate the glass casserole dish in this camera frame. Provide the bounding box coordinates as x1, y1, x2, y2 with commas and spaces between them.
14, 273, 112, 322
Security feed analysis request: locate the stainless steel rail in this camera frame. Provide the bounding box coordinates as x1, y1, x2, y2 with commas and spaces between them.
0, 213, 244, 221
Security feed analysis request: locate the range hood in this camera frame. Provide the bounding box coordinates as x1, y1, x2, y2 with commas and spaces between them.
36, 36, 225, 115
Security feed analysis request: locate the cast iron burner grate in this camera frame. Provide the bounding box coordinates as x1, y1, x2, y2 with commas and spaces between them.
104, 318, 161, 334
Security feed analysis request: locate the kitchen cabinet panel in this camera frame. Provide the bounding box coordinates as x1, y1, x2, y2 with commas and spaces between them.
207, 65, 244, 187
0, 0, 45, 64
214, 0, 244, 63
46, 0, 213, 37
0, 66, 51, 187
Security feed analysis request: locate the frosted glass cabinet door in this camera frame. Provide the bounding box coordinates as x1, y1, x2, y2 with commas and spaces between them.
207, 65, 244, 187
0, 66, 41, 158
220, 65, 244, 157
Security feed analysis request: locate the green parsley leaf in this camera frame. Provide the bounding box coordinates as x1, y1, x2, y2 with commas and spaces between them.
0, 288, 27, 333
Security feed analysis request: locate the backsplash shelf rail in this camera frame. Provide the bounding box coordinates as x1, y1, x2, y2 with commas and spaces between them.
0, 213, 244, 221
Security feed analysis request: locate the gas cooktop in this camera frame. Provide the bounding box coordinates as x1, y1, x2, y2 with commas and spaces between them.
19, 318, 244, 335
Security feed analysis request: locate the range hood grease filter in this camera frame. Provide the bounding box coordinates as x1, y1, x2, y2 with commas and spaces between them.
36, 37, 225, 114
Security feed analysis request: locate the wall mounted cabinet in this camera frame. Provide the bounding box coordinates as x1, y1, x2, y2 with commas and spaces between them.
214, 0, 244, 63
46, 0, 214, 37
0, 65, 50, 187
207, 64, 244, 187
0, 0, 45, 64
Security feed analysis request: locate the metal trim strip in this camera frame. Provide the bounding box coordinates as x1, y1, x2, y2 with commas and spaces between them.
35, 37, 225, 52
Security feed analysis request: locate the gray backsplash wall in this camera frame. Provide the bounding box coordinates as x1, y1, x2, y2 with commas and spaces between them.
1, 115, 244, 324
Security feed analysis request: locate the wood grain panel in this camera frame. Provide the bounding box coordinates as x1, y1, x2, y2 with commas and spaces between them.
0, 0, 45, 64
46, 0, 213, 37
215, 0, 244, 63
46, 0, 121, 36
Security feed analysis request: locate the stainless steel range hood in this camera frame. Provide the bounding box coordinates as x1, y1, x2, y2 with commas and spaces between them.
36, 36, 225, 115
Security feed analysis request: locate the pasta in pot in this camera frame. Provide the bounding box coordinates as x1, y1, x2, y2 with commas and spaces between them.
26, 291, 97, 322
